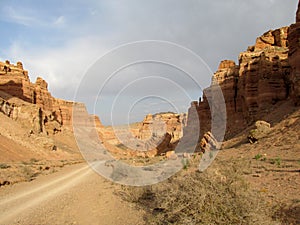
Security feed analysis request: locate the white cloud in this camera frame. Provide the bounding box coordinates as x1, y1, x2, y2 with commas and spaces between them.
2, 6, 38, 27
53, 16, 65, 26
1, 4, 68, 29
1, 0, 297, 124
6, 36, 109, 100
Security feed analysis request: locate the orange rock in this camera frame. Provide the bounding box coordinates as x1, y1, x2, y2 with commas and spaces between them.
217, 60, 236, 71
184, 26, 291, 140
137, 112, 186, 143
0, 60, 101, 134
288, 0, 300, 105
166, 151, 177, 160
199, 132, 219, 153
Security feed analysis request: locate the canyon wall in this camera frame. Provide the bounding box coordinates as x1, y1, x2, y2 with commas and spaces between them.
288, 0, 300, 104
197, 27, 290, 139
187, 2, 300, 143
0, 60, 102, 133
137, 112, 187, 143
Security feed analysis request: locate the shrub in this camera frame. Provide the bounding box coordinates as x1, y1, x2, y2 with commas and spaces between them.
120, 159, 277, 224
0, 163, 10, 169
254, 154, 263, 160
270, 157, 281, 167
30, 158, 39, 163
181, 158, 190, 170
21, 166, 37, 181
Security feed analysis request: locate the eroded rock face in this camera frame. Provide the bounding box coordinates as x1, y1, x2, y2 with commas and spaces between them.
97, 113, 186, 157
253, 28, 288, 51
198, 132, 219, 153
0, 61, 33, 103
288, 1, 300, 104
156, 133, 173, 155
161, 102, 202, 154
297, 0, 300, 22
137, 112, 187, 143
0, 60, 102, 133
34, 77, 53, 110
186, 26, 292, 141
0, 97, 62, 135
238, 29, 290, 120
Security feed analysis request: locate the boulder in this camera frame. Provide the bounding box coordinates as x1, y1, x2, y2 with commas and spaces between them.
199, 132, 219, 153
248, 120, 271, 143
166, 151, 177, 160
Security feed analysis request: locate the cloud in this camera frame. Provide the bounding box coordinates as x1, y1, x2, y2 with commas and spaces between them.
0, 0, 297, 125
53, 16, 65, 26
6, 36, 109, 100
1, 6, 38, 27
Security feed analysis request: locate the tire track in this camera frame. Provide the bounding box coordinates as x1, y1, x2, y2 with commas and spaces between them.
0, 163, 99, 224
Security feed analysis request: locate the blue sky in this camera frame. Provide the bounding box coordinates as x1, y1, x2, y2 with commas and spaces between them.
0, 0, 297, 125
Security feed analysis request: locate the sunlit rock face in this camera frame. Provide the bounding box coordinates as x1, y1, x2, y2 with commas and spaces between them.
288, 0, 300, 105
0, 60, 102, 133
185, 25, 292, 141
137, 112, 187, 143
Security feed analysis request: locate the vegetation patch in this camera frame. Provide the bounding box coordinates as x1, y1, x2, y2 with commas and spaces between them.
116, 143, 129, 150
119, 159, 280, 224
0, 163, 11, 169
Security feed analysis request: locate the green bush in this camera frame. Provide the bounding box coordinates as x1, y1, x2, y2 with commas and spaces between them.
254, 154, 263, 160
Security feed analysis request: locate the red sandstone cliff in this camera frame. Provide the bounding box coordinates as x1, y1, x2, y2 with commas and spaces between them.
137, 112, 187, 143
198, 27, 290, 139
0, 60, 102, 134
288, 0, 300, 104
186, 2, 300, 143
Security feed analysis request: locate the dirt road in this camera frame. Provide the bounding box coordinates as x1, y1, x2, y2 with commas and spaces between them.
0, 163, 144, 225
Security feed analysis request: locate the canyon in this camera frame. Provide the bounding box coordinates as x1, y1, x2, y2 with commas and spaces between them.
0, 60, 101, 185
0, 2, 299, 224
1, 3, 300, 159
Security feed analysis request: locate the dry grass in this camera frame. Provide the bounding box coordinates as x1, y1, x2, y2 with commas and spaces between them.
21, 165, 38, 182
0, 163, 10, 169
119, 159, 282, 225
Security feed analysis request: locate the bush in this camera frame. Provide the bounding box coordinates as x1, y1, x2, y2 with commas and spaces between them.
270, 157, 281, 167
21, 165, 37, 181
30, 158, 39, 163
120, 159, 278, 224
0, 163, 10, 169
254, 154, 263, 160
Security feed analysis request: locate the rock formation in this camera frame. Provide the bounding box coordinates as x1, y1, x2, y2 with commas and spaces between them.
288, 0, 300, 104
0, 94, 61, 135
0, 60, 102, 134
155, 133, 173, 155
188, 26, 292, 142
248, 120, 271, 144
96, 113, 186, 157
198, 132, 219, 153
185, 1, 300, 143
137, 112, 187, 143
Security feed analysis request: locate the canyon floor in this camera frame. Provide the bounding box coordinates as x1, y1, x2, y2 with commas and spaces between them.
0, 100, 299, 225
0, 163, 145, 225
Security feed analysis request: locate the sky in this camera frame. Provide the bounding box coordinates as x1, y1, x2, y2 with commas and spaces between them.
0, 0, 298, 125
